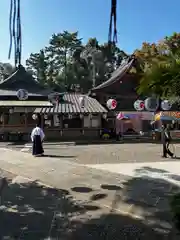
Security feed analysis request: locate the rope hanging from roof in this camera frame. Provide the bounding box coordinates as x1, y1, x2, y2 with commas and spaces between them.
8, 0, 22, 68
108, 0, 117, 46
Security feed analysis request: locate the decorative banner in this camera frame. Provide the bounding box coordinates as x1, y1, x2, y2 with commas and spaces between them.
79, 96, 87, 108
117, 112, 124, 120
161, 100, 172, 111
17, 89, 28, 100
133, 100, 144, 111
154, 111, 180, 121
117, 112, 130, 120
106, 99, 117, 110
144, 97, 159, 111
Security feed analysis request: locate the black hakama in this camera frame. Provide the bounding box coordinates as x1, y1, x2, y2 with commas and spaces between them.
32, 135, 44, 156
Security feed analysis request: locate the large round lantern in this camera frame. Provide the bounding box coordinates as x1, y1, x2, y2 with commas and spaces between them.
133, 100, 144, 111
144, 97, 159, 111
161, 100, 172, 111
16, 89, 28, 100
106, 99, 117, 110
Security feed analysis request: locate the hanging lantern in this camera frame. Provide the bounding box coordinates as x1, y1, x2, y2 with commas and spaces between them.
161, 100, 172, 111
9, 108, 14, 114
144, 97, 159, 111
79, 95, 88, 108
44, 114, 48, 119
106, 99, 117, 110
80, 114, 83, 119
68, 114, 72, 119
32, 114, 38, 120
102, 113, 107, 119
133, 100, 145, 111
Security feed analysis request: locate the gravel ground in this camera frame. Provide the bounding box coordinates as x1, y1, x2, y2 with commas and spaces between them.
2, 143, 167, 164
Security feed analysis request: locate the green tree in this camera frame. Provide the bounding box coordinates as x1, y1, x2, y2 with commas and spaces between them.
137, 32, 180, 101
26, 49, 48, 85
25, 30, 129, 92
0, 62, 15, 80
46, 31, 82, 85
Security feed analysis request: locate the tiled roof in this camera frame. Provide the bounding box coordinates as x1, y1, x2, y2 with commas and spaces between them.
0, 65, 51, 96
91, 58, 134, 91
35, 93, 107, 114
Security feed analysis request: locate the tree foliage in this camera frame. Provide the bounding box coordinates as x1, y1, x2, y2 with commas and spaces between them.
25, 31, 127, 92
0, 62, 15, 81
135, 32, 180, 101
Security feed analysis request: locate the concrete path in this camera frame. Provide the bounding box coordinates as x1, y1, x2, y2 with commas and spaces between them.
86, 160, 180, 186
0, 147, 179, 238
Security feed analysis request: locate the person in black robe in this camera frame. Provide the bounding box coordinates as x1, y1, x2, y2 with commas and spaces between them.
161, 124, 174, 158
31, 124, 45, 156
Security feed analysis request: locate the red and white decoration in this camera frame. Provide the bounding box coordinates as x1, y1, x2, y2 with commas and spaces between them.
133, 100, 145, 111
116, 112, 124, 120
106, 99, 117, 110
161, 100, 172, 111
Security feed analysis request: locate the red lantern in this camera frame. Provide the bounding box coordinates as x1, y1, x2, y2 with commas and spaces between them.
140, 101, 145, 109
134, 100, 144, 111
107, 99, 117, 110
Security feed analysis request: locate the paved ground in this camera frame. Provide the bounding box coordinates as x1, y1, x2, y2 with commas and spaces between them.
3, 141, 180, 164
0, 144, 180, 238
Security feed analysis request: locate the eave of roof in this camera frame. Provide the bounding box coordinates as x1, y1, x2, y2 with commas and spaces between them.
0, 65, 53, 95
91, 58, 134, 91
0, 100, 53, 107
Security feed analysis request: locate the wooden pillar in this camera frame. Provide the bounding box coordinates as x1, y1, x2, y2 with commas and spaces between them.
24, 113, 27, 128
2, 112, 4, 128
60, 115, 63, 128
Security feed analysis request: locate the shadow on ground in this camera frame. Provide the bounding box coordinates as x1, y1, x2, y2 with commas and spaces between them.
99, 167, 180, 238
0, 170, 177, 239
70, 213, 169, 239
0, 178, 100, 239
43, 154, 76, 158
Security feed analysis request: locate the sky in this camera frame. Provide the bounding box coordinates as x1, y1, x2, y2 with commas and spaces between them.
0, 0, 180, 65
